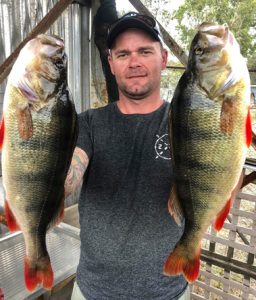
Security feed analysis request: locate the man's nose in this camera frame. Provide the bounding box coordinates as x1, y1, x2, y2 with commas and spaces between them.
129, 53, 141, 67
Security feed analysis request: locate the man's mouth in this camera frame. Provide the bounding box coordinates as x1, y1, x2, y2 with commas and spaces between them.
126, 73, 147, 79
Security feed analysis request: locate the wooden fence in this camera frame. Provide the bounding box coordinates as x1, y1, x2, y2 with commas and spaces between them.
191, 178, 256, 299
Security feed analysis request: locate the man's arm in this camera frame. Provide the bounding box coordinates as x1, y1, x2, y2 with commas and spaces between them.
65, 147, 89, 197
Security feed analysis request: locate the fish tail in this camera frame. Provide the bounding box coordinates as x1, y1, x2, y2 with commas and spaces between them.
24, 255, 53, 291
163, 243, 201, 283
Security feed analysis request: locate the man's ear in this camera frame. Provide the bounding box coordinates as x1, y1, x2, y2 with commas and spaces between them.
161, 48, 168, 70
108, 53, 115, 75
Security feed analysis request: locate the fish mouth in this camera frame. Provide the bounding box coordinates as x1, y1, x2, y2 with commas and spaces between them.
8, 34, 67, 103
199, 23, 235, 49
41, 34, 64, 48
199, 22, 227, 39
37, 34, 65, 55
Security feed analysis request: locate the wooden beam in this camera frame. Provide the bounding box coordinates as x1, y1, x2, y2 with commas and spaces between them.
128, 0, 188, 66
252, 131, 256, 150
201, 249, 256, 279
242, 171, 256, 188
0, 0, 74, 84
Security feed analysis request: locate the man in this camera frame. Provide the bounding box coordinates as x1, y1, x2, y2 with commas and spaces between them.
66, 12, 189, 300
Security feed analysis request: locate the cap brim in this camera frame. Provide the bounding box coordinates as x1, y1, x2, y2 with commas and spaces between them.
107, 18, 161, 49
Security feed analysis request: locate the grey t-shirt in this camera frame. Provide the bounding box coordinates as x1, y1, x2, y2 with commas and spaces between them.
76, 101, 187, 300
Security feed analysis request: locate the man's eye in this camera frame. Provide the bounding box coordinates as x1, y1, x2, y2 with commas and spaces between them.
141, 50, 152, 55
117, 53, 127, 58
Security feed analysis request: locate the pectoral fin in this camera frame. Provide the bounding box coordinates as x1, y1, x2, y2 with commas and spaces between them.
220, 98, 236, 135
16, 106, 33, 140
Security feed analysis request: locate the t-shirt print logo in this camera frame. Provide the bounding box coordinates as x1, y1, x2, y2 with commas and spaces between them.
155, 134, 171, 160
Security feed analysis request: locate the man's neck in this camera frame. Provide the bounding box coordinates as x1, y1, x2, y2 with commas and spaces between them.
117, 97, 164, 114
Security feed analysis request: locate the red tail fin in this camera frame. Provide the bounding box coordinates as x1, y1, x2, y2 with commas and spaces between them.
163, 244, 201, 283
4, 201, 20, 232
214, 198, 231, 231
246, 109, 252, 148
0, 117, 4, 150
24, 255, 53, 291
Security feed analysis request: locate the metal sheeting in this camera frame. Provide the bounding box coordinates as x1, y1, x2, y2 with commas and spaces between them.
0, 223, 80, 300
0, 0, 91, 114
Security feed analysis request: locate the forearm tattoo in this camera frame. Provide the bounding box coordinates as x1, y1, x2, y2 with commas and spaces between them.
65, 147, 89, 197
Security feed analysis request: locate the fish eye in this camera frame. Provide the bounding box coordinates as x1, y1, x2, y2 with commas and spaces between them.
195, 47, 204, 55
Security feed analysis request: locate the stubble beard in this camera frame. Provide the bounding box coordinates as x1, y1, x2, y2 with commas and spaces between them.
119, 83, 152, 100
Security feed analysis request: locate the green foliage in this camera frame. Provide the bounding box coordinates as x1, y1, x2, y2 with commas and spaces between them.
160, 68, 184, 101
173, 0, 256, 72
141, 0, 171, 21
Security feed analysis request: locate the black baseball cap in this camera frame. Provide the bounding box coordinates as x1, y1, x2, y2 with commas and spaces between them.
107, 12, 164, 49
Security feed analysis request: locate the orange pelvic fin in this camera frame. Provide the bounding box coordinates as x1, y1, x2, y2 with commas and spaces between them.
214, 198, 231, 231
246, 108, 252, 148
0, 116, 4, 150
163, 244, 201, 283
56, 195, 65, 225
24, 255, 53, 292
4, 201, 20, 232
168, 185, 184, 226
48, 194, 65, 229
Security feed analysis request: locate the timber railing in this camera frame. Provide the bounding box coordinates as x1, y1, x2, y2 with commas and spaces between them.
191, 181, 256, 299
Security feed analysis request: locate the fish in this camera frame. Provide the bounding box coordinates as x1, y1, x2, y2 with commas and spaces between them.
0, 34, 77, 291
164, 23, 252, 283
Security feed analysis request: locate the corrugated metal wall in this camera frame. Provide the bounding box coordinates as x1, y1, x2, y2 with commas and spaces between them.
0, 0, 91, 114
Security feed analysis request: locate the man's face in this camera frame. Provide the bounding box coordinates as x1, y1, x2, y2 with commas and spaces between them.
108, 29, 168, 100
